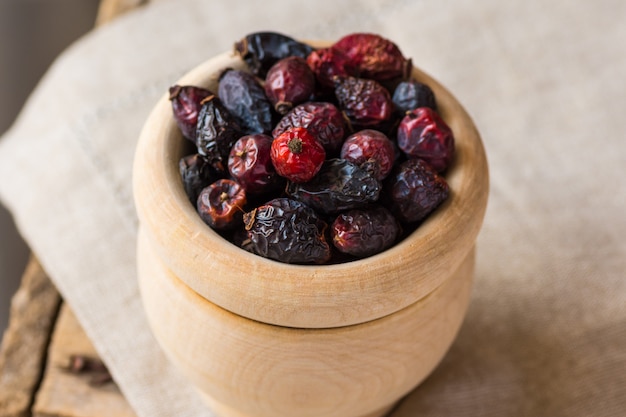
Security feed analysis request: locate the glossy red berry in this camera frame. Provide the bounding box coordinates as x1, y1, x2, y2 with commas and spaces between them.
397, 107, 455, 172
340, 129, 395, 180
228, 134, 281, 194
272, 102, 346, 154
169, 85, 212, 141
265, 56, 316, 115
332, 33, 411, 81
197, 179, 247, 230
331, 206, 400, 257
270, 127, 326, 183
334, 75, 392, 126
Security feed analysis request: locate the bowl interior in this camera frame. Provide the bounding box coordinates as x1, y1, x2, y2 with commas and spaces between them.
133, 43, 489, 329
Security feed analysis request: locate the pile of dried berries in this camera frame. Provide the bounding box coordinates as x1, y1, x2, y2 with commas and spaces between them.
170, 32, 455, 264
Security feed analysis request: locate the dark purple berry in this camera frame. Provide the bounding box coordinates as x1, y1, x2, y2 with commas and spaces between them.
179, 154, 220, 204
334, 75, 393, 127
385, 158, 449, 224
228, 134, 281, 194
243, 198, 331, 264
218, 68, 273, 134
272, 102, 347, 154
340, 129, 395, 181
234, 32, 315, 78
392, 80, 437, 114
169, 85, 212, 141
397, 107, 455, 172
197, 179, 247, 230
195, 95, 243, 172
331, 206, 400, 257
265, 56, 316, 115
286, 158, 380, 215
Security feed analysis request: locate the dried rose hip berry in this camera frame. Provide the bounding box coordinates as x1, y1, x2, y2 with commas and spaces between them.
332, 33, 411, 81
243, 198, 331, 264
195, 95, 242, 172
306, 46, 357, 90
234, 31, 314, 78
169, 85, 212, 142
197, 179, 247, 230
397, 107, 455, 172
392, 80, 437, 114
272, 102, 347, 154
385, 158, 449, 224
334, 75, 393, 126
340, 129, 395, 181
270, 127, 326, 183
218, 68, 273, 134
286, 158, 381, 214
264, 56, 316, 115
331, 206, 400, 257
179, 153, 220, 204
228, 134, 281, 195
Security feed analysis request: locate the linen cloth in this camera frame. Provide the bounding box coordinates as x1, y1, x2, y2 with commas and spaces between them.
1, 0, 625, 416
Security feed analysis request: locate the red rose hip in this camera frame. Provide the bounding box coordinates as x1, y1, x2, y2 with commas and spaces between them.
340, 129, 395, 180
397, 107, 455, 172
334, 75, 392, 126
265, 56, 316, 115
270, 127, 326, 183
197, 179, 247, 230
228, 134, 281, 194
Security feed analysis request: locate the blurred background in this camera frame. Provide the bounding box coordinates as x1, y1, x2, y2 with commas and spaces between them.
1, 0, 100, 335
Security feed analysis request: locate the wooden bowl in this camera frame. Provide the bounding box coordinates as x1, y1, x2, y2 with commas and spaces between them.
133, 44, 488, 417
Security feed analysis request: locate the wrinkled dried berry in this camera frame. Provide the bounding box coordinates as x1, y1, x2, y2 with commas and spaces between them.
243, 198, 331, 264
392, 80, 437, 114
331, 206, 400, 257
197, 179, 247, 230
385, 158, 449, 224
271, 127, 326, 183
195, 95, 243, 172
286, 158, 380, 214
397, 107, 455, 172
265, 56, 316, 115
169, 85, 213, 142
234, 31, 315, 78
332, 33, 411, 81
228, 134, 281, 194
334, 75, 392, 126
272, 102, 347, 154
340, 129, 395, 181
218, 68, 273, 134
179, 154, 220, 204
306, 47, 357, 90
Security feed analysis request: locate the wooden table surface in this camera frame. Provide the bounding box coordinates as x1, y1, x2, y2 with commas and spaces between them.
0, 2, 147, 416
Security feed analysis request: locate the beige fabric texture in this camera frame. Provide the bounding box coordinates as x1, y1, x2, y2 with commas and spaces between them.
1, 0, 624, 416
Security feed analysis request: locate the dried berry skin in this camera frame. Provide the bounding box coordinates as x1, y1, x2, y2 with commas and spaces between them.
228, 134, 281, 194
270, 127, 326, 183
235, 32, 315, 78
397, 107, 455, 172
385, 158, 449, 224
179, 153, 220, 204
264, 56, 316, 115
392, 80, 437, 114
243, 198, 331, 264
286, 158, 381, 215
334, 75, 393, 126
272, 102, 347, 154
169, 85, 213, 142
306, 47, 357, 90
195, 95, 243, 172
197, 179, 247, 230
340, 129, 396, 181
331, 206, 400, 257
218, 68, 273, 134
332, 33, 411, 81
